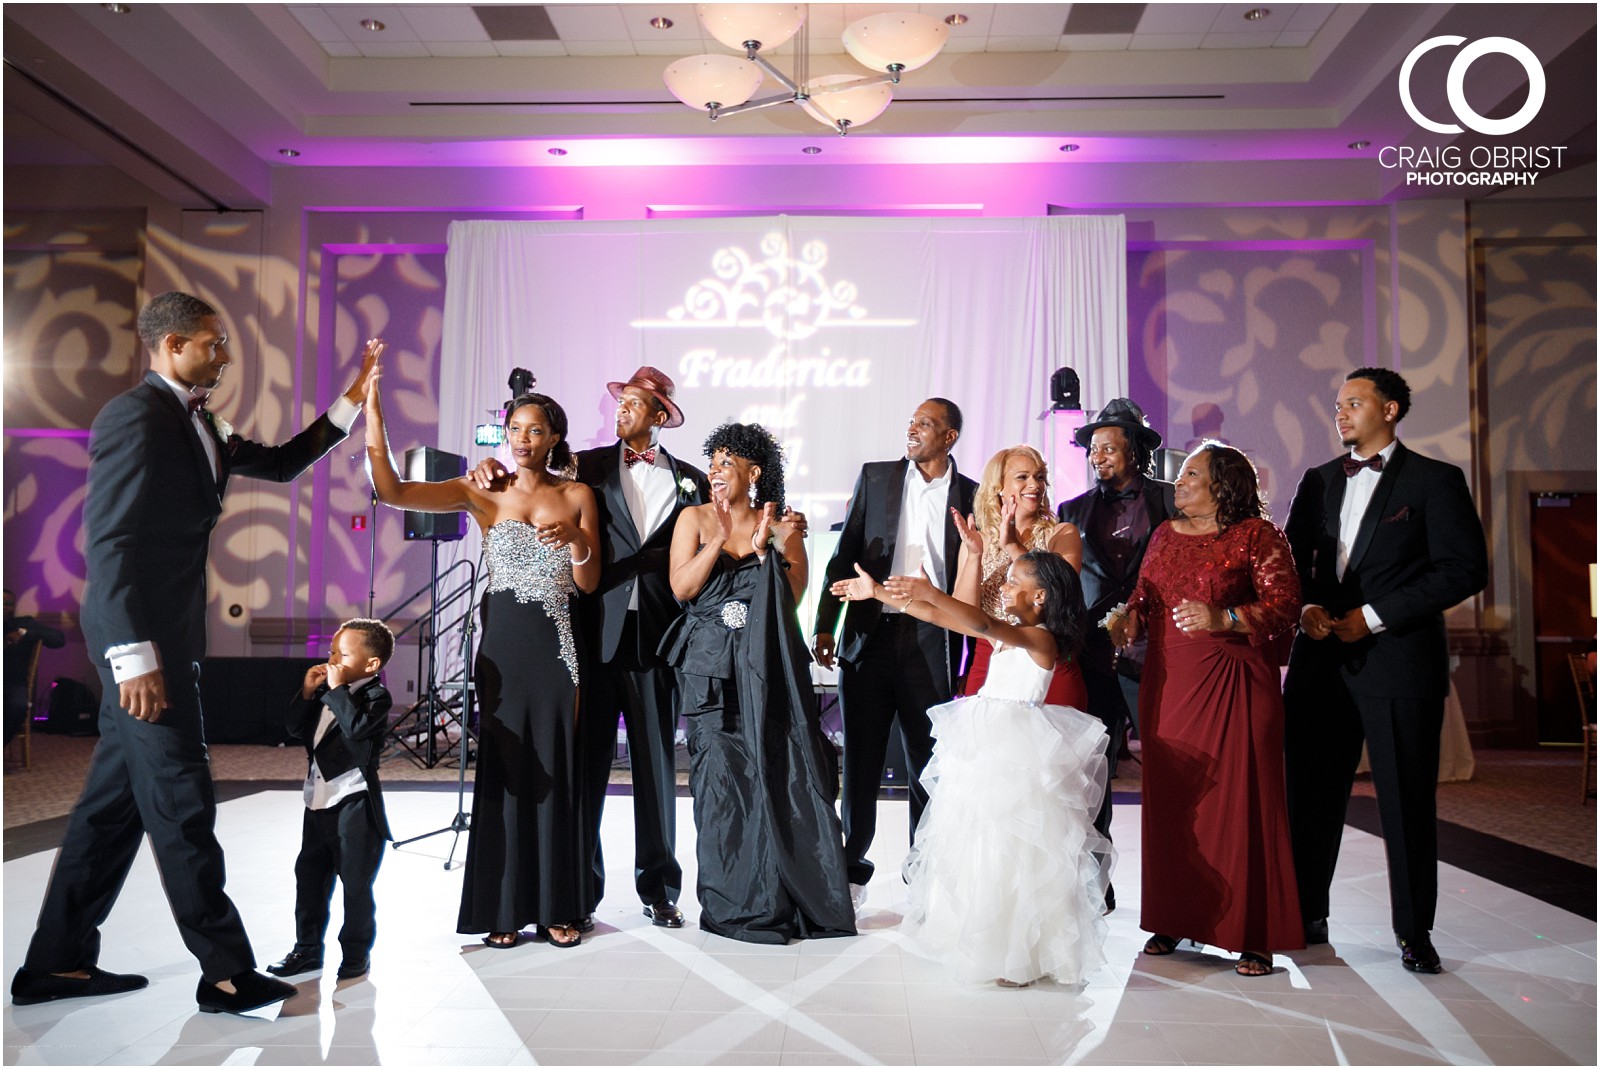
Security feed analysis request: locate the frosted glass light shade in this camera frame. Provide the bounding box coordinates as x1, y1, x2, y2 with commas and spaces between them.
842, 12, 949, 72
801, 74, 892, 130
696, 4, 805, 52
663, 54, 764, 109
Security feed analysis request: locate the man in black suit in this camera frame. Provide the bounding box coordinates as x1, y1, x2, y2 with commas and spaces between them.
1283, 368, 1487, 975
573, 368, 709, 929
267, 618, 396, 982
813, 399, 977, 906
1056, 399, 1175, 867
11, 292, 381, 1015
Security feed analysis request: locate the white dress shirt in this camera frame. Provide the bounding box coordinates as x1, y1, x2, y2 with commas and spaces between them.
884, 459, 952, 613
1336, 439, 1399, 634
106, 384, 361, 683
619, 444, 677, 611
303, 676, 375, 811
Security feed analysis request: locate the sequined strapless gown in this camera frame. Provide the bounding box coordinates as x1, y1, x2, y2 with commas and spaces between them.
457, 521, 593, 935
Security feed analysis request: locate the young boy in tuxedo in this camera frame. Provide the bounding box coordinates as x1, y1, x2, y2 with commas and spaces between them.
267, 618, 395, 981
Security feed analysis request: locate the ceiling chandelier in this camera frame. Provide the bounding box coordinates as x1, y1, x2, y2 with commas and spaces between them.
662, 4, 950, 135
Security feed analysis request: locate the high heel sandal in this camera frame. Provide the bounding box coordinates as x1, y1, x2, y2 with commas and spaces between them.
1234, 952, 1272, 977
1143, 934, 1179, 956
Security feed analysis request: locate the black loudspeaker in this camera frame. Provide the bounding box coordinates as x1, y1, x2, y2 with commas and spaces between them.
1050, 367, 1081, 410
403, 446, 467, 542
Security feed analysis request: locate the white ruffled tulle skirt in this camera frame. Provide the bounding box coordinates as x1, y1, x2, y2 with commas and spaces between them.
902, 695, 1113, 986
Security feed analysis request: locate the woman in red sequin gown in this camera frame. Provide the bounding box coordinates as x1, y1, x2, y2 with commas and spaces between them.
1109, 442, 1303, 976
952, 445, 1087, 707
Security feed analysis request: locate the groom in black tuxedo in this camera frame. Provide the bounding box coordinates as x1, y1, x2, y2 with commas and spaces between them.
813, 399, 977, 905
575, 368, 709, 929
1283, 367, 1487, 975
11, 292, 381, 1015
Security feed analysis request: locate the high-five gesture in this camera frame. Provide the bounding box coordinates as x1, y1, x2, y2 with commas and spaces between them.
344, 337, 385, 406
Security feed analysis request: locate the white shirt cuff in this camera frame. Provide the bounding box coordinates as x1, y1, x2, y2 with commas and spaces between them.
1361, 603, 1385, 635
327, 395, 360, 432
106, 641, 160, 682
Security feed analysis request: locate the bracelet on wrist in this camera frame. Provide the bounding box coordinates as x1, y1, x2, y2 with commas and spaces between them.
1225, 607, 1240, 630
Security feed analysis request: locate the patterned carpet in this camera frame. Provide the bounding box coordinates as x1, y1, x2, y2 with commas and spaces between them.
5, 731, 1594, 868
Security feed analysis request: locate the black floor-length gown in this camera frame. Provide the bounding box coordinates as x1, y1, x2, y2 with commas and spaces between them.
660, 550, 856, 944
458, 520, 593, 934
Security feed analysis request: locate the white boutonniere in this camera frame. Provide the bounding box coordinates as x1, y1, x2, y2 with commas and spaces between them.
677, 475, 697, 499
208, 412, 234, 441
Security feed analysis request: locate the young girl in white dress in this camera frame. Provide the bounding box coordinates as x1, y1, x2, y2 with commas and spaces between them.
832, 550, 1112, 987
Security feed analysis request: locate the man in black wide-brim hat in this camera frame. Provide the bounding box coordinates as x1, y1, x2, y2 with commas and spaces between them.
1056, 399, 1175, 904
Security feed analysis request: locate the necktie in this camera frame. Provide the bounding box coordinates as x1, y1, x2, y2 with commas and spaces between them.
1341, 454, 1383, 478
186, 392, 208, 415
625, 447, 657, 467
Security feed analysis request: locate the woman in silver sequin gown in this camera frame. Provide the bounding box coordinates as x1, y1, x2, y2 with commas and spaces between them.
364, 369, 601, 950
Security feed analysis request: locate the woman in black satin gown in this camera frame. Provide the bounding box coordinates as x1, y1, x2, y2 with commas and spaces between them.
660, 423, 855, 944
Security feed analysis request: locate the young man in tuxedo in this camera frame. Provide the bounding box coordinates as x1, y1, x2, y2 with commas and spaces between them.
267, 618, 396, 983
1055, 398, 1175, 906
813, 398, 977, 908
476, 366, 709, 929
11, 292, 382, 1015
1283, 368, 1487, 974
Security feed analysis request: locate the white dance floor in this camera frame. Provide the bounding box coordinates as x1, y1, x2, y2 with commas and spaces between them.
5, 789, 1595, 1065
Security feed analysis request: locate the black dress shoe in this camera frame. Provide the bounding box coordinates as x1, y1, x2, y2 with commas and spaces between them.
196, 970, 298, 1015
11, 966, 148, 1006
644, 901, 685, 928
335, 958, 369, 980
574, 915, 595, 934
1396, 933, 1443, 974
1304, 918, 1329, 945
265, 948, 323, 977
1103, 882, 1117, 916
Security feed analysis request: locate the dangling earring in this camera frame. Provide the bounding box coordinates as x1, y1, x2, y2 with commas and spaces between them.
748, 477, 759, 506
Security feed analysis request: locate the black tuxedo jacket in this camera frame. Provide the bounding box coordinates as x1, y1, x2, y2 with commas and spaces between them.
575, 443, 710, 665
1283, 442, 1487, 699
1057, 477, 1177, 624
81, 371, 349, 668
287, 678, 394, 840
813, 458, 978, 686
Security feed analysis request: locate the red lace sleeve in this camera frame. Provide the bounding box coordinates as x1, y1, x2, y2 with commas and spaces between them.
1237, 519, 1302, 645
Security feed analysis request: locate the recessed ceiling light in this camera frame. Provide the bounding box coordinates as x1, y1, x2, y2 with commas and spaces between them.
547, 147, 568, 156
944, 14, 968, 27
359, 18, 385, 32
802, 146, 822, 155
278, 148, 300, 157
1059, 143, 1080, 152
650, 16, 673, 30
1348, 140, 1371, 150
101, 3, 131, 12
1243, 8, 1271, 20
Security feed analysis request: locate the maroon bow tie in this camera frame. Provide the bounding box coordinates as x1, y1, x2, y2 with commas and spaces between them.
186, 393, 209, 415
624, 447, 657, 467
1342, 454, 1383, 477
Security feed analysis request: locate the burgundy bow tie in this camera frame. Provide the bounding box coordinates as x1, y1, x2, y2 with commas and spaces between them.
186, 393, 209, 415
1342, 454, 1383, 478
624, 447, 657, 467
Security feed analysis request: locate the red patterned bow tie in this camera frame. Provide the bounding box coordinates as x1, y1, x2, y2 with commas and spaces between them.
624, 447, 657, 467
186, 393, 209, 415
1341, 454, 1383, 477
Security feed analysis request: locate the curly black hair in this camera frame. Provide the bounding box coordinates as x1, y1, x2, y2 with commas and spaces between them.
703, 422, 786, 509
339, 617, 395, 667
1193, 441, 1268, 529
137, 291, 218, 354
1015, 550, 1087, 664
504, 393, 573, 475
1347, 367, 1412, 422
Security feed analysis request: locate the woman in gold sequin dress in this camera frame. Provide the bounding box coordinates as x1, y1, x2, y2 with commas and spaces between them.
952, 445, 1087, 706
364, 369, 600, 950
1108, 442, 1303, 977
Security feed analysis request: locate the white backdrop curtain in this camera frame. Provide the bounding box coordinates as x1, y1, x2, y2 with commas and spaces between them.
435, 214, 1125, 610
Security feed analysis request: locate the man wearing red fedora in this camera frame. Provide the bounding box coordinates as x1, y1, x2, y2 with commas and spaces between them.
573, 367, 709, 929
